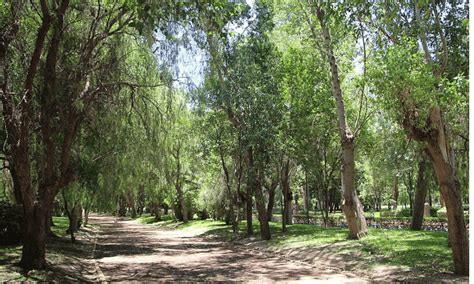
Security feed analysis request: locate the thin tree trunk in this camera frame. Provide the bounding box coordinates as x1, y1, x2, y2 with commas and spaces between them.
281, 159, 292, 231
84, 207, 90, 226
254, 163, 271, 240
392, 174, 399, 210
174, 146, 187, 223
266, 177, 277, 222
315, 6, 367, 239
245, 149, 254, 236
411, 153, 428, 230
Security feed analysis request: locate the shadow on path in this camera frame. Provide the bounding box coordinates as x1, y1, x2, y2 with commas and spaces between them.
90, 215, 364, 282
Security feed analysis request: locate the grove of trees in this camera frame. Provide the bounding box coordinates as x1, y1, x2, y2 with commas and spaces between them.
0, 0, 469, 276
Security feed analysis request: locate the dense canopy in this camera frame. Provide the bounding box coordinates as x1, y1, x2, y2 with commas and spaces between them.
0, 0, 469, 280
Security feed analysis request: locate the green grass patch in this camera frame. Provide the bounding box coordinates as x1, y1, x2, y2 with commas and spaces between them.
160, 219, 452, 274
136, 214, 174, 225
51, 216, 69, 237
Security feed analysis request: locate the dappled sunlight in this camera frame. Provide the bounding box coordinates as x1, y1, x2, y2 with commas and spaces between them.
87, 215, 367, 282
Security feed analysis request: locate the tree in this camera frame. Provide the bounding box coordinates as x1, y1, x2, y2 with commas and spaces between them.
369, 0, 469, 274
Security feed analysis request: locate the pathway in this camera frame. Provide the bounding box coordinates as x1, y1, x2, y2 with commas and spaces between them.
86, 215, 366, 282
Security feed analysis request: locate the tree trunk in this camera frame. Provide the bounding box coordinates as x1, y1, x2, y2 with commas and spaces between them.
403, 107, 468, 275
245, 149, 254, 236
424, 109, 468, 274
176, 185, 187, 223
411, 154, 428, 230
254, 164, 271, 240
266, 178, 277, 222
392, 174, 399, 210
45, 203, 55, 237
84, 207, 90, 226
303, 171, 309, 213
316, 6, 367, 239
10, 167, 23, 205
281, 159, 292, 230
20, 204, 47, 270
174, 146, 187, 223
245, 197, 253, 235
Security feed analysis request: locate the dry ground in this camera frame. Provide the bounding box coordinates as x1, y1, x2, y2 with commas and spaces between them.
83, 215, 366, 282
2, 214, 468, 282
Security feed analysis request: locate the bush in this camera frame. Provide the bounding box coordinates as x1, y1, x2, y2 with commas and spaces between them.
0, 201, 24, 245
437, 207, 447, 220
430, 207, 439, 217
380, 208, 412, 218
435, 207, 469, 221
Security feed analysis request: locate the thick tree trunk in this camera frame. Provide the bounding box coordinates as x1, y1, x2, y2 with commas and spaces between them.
20, 204, 47, 270
10, 167, 23, 205
411, 154, 428, 230
403, 107, 468, 275
424, 110, 468, 275
316, 6, 367, 239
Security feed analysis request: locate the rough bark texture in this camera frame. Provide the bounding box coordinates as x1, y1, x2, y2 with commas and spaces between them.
316, 6, 367, 239
411, 154, 428, 230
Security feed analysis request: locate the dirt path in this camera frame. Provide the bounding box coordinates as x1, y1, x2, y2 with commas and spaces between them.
87, 215, 366, 282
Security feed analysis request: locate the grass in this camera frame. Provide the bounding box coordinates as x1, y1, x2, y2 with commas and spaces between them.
136, 214, 175, 225
51, 216, 69, 237
142, 216, 453, 275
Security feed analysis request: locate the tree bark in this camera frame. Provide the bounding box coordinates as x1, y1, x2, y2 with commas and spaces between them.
266, 176, 278, 222
315, 6, 367, 239
247, 147, 270, 239
411, 153, 428, 230
174, 145, 187, 223
402, 106, 468, 275
245, 149, 254, 236
254, 161, 271, 240
425, 109, 468, 275
20, 204, 47, 270
281, 159, 292, 231
392, 174, 399, 210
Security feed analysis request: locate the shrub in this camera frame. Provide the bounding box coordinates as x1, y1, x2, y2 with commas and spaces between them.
380, 208, 412, 218
0, 201, 24, 245
436, 207, 469, 221
430, 207, 439, 217
437, 207, 447, 220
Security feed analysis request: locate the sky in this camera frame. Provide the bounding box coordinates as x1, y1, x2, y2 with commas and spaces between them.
166, 0, 256, 90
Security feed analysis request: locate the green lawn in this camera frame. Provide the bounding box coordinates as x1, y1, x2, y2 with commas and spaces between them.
51, 216, 69, 237
147, 217, 452, 274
